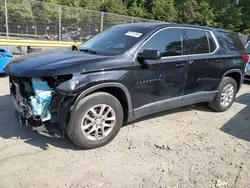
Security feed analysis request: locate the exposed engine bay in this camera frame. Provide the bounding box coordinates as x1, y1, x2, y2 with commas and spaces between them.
9, 75, 73, 138
30, 78, 52, 122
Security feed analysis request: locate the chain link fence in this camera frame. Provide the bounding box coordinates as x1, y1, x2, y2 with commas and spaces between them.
0, 0, 248, 44
0, 0, 159, 42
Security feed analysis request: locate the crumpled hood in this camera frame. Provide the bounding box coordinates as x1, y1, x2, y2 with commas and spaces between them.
4, 48, 112, 77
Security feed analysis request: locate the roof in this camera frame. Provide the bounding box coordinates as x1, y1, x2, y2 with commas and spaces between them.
116, 23, 232, 33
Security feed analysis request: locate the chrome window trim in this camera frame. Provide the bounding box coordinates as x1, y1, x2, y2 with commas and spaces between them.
133, 27, 220, 61
206, 31, 211, 53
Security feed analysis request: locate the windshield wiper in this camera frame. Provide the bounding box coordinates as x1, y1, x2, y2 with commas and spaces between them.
80, 48, 98, 55
71, 45, 78, 51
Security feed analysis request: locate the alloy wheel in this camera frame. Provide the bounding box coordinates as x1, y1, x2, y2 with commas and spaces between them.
81, 104, 116, 140
220, 84, 234, 107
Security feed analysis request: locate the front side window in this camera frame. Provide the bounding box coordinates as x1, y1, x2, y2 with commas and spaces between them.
139, 28, 183, 57
185, 29, 210, 55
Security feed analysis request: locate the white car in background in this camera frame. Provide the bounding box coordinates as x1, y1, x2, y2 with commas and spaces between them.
244, 41, 250, 81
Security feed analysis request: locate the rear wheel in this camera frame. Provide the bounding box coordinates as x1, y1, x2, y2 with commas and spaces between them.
209, 77, 237, 112
69, 92, 123, 149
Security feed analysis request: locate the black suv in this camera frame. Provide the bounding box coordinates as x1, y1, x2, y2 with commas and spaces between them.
4, 23, 248, 149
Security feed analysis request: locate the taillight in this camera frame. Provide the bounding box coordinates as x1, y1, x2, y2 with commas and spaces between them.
242, 55, 249, 62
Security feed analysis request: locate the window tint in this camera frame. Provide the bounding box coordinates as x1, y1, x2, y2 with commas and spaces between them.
185, 29, 209, 54
207, 32, 217, 52
218, 31, 245, 52
139, 28, 182, 57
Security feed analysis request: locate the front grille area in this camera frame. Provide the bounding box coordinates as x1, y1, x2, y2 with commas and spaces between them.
9, 75, 23, 101
9, 75, 33, 101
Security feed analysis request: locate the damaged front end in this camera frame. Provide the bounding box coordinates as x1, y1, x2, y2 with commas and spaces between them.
9, 74, 75, 138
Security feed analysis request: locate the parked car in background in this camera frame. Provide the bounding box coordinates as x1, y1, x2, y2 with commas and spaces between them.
81, 35, 94, 42
62, 31, 82, 41
244, 41, 250, 81
0, 48, 13, 74
4, 23, 249, 149
62, 31, 94, 42
39, 34, 58, 41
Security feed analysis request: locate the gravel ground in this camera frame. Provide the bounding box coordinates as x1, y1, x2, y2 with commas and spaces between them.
0, 75, 250, 188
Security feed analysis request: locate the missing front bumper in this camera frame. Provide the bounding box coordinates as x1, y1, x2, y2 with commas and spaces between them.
9, 75, 75, 138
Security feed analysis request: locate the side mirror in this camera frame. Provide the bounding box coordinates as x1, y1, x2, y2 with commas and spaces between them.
138, 49, 161, 60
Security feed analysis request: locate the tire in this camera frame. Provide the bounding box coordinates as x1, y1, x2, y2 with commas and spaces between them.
69, 92, 123, 149
209, 77, 237, 112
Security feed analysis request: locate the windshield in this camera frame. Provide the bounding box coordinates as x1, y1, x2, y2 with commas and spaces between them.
79, 25, 149, 55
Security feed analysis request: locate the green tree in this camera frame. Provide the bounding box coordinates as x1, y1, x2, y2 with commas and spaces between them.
31, 1, 59, 25
100, 0, 127, 15
215, 4, 242, 31
7, 0, 34, 24
3, 0, 250, 34
148, 0, 176, 22
0, 4, 5, 25
238, 0, 250, 33
127, 1, 148, 18
174, 0, 200, 24
197, 1, 215, 26
79, 0, 104, 10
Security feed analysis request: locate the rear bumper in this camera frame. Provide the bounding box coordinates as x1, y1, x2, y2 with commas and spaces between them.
245, 62, 250, 74
244, 63, 250, 81
245, 75, 250, 81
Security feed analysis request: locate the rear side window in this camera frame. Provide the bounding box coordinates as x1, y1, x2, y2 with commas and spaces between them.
207, 32, 217, 52
139, 28, 183, 57
218, 31, 245, 52
184, 29, 210, 55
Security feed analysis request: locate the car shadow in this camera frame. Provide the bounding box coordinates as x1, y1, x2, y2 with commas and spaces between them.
0, 73, 7, 78
124, 102, 213, 126
220, 93, 250, 142
0, 95, 80, 151
0, 93, 214, 150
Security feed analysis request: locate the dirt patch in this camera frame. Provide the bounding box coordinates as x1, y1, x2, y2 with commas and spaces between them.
0, 76, 250, 188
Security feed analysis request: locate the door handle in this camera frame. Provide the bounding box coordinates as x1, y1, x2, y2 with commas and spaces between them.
175, 63, 186, 68
216, 59, 223, 63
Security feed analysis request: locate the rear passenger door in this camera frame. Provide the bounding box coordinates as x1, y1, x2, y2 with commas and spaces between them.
183, 29, 221, 101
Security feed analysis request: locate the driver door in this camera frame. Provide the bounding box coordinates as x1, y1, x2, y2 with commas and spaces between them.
132, 28, 187, 117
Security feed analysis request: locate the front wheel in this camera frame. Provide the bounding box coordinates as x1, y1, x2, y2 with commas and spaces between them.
68, 92, 123, 149
209, 77, 237, 112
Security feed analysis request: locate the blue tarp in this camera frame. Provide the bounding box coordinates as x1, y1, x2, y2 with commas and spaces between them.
0, 49, 13, 73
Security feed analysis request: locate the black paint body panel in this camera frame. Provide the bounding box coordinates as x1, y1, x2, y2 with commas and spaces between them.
4, 23, 248, 136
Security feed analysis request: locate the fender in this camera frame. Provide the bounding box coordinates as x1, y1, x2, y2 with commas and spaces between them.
65, 82, 134, 137
220, 68, 243, 91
